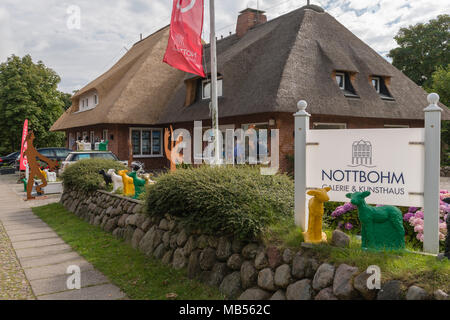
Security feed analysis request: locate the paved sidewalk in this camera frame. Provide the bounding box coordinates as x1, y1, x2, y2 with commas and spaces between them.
0, 175, 126, 300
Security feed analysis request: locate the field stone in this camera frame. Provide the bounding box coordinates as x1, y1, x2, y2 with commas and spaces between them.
333, 264, 359, 299
227, 254, 243, 270
187, 250, 202, 279
377, 280, 403, 300
141, 218, 152, 232
286, 279, 312, 300
153, 243, 166, 259
162, 250, 174, 265
134, 214, 147, 229
124, 225, 136, 243
162, 231, 171, 249
177, 230, 188, 247
170, 234, 178, 249
315, 287, 338, 300
258, 268, 276, 291
254, 251, 269, 270
172, 248, 187, 270
207, 263, 228, 287
406, 286, 429, 300
291, 254, 308, 279
306, 258, 320, 278
125, 214, 138, 226
238, 288, 271, 300
216, 237, 232, 261
131, 228, 145, 249
104, 217, 119, 232
434, 289, 449, 300
312, 263, 335, 291
184, 236, 197, 255
219, 272, 242, 299
354, 271, 378, 300
274, 264, 292, 288
331, 229, 350, 248
242, 243, 259, 259
93, 216, 102, 226
231, 239, 244, 253
199, 248, 217, 271
282, 249, 293, 264
159, 218, 169, 230
270, 290, 286, 300
208, 236, 218, 248
240, 261, 258, 289
267, 247, 282, 269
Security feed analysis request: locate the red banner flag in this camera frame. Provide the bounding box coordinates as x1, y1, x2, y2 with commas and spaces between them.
19, 119, 28, 171
163, 0, 205, 77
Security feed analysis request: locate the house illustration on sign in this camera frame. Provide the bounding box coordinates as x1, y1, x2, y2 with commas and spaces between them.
352, 140, 373, 166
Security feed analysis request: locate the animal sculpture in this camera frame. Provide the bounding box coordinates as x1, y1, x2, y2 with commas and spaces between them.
108, 169, 123, 193
303, 187, 331, 244
99, 169, 112, 186
23, 131, 58, 200
118, 170, 135, 197
346, 191, 405, 251
44, 169, 57, 182
141, 173, 156, 185
127, 171, 146, 199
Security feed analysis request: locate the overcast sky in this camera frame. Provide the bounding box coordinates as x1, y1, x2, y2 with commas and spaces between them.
0, 0, 448, 93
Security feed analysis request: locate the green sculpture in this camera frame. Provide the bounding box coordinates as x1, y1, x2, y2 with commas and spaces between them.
99, 140, 109, 151
127, 171, 146, 199
346, 191, 405, 251
21, 178, 27, 192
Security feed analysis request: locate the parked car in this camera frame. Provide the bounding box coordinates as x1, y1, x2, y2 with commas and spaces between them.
60, 151, 127, 173
14, 148, 72, 171
0, 151, 20, 167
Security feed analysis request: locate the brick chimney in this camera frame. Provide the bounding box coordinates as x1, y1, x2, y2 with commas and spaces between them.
236, 8, 267, 38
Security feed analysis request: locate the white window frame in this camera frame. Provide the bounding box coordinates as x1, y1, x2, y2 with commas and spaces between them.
129, 127, 163, 158
90, 131, 95, 143
335, 72, 345, 90
202, 78, 223, 100
372, 77, 381, 93
94, 94, 98, 105
82, 131, 87, 140
313, 122, 347, 129
384, 124, 410, 128
102, 129, 108, 141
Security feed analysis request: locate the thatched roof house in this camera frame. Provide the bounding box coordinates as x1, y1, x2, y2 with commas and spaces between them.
51, 5, 448, 171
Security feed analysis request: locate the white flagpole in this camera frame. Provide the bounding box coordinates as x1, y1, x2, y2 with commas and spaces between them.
209, 0, 220, 165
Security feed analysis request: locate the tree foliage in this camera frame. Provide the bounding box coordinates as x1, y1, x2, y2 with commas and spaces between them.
388, 15, 449, 87
0, 55, 67, 154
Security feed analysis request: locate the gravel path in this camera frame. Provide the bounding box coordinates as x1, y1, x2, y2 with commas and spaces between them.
0, 220, 35, 300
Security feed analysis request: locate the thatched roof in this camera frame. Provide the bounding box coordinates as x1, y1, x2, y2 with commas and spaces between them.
52, 6, 449, 131
51, 26, 185, 131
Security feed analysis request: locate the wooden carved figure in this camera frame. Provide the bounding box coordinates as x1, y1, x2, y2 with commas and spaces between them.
346, 191, 405, 250
127, 171, 146, 199
118, 170, 135, 197
164, 125, 183, 172
23, 131, 58, 200
303, 187, 331, 244
107, 169, 123, 193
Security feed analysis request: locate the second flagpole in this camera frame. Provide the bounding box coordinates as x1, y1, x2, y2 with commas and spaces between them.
209, 0, 221, 165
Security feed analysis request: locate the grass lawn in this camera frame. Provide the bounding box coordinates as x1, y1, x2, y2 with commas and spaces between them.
32, 203, 224, 300
265, 222, 450, 293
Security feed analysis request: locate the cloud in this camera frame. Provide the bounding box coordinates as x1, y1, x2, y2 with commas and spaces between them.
0, 0, 448, 93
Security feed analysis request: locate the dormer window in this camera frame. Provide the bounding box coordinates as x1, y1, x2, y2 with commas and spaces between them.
333, 71, 358, 98
202, 78, 223, 100
94, 94, 98, 105
370, 75, 394, 100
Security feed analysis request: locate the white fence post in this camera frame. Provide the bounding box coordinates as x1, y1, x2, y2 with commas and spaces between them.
294, 100, 310, 231
423, 93, 442, 254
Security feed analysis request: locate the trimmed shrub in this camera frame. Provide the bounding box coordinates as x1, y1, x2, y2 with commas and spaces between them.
61, 158, 126, 193
144, 166, 294, 240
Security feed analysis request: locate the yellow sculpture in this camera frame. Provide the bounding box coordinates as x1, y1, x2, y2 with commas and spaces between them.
303, 187, 331, 244
118, 170, 135, 197
39, 168, 47, 181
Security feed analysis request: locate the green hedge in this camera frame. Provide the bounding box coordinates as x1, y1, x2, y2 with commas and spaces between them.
61, 159, 126, 193
144, 166, 294, 240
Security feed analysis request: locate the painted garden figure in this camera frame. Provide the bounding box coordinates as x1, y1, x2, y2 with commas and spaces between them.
23, 131, 58, 200
303, 187, 331, 244
346, 191, 405, 250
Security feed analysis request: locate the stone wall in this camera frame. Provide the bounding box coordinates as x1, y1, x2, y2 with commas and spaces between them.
60, 189, 449, 301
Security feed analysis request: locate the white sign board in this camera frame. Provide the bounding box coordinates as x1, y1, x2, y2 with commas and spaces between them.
306, 128, 425, 207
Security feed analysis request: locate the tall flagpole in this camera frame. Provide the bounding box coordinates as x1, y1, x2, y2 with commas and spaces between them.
209, 0, 220, 165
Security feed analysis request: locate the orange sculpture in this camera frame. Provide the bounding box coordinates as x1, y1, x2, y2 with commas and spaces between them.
303, 187, 331, 244
23, 131, 58, 200
164, 125, 183, 172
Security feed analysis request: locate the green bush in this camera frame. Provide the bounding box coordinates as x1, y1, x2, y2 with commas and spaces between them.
61, 159, 126, 193
144, 166, 294, 240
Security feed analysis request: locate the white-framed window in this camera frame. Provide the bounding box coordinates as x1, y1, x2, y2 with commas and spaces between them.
102, 129, 108, 141
313, 122, 347, 129
130, 128, 163, 157
202, 78, 223, 100
90, 131, 95, 143
372, 77, 380, 93
384, 124, 410, 128
86, 98, 89, 107
94, 95, 98, 105
82, 131, 87, 141
335, 72, 345, 90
